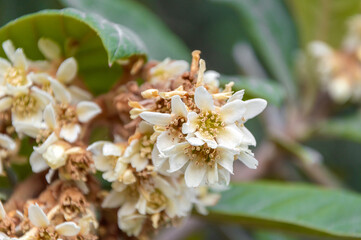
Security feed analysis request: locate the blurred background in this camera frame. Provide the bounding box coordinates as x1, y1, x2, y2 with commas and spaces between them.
1, 0, 361, 239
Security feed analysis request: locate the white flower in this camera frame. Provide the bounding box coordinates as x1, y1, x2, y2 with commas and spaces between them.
0, 86, 53, 128
0, 134, 16, 176
87, 141, 127, 182
42, 101, 101, 143
0, 40, 32, 97
204, 70, 220, 89
27, 204, 80, 237
148, 58, 188, 84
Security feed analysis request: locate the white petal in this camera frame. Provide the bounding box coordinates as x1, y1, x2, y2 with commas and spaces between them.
87, 141, 107, 155
130, 154, 148, 172
68, 86, 92, 104
239, 126, 256, 146
194, 86, 214, 111
103, 142, 122, 156
238, 152, 258, 169
228, 90, 245, 102
29, 151, 48, 173
31, 86, 54, 106
194, 132, 217, 149
0, 201, 5, 220
76, 101, 101, 123
220, 100, 246, 124
48, 77, 71, 104
2, 40, 15, 62
102, 191, 125, 208
243, 99, 267, 120
140, 112, 171, 126
0, 134, 16, 151
168, 153, 188, 173
186, 135, 204, 146
217, 146, 238, 174
28, 204, 50, 227
119, 202, 137, 216
138, 121, 154, 134
0, 97, 12, 112
13, 48, 27, 70
185, 161, 207, 187
162, 142, 189, 157
45, 169, 56, 183
38, 38, 61, 60
56, 57, 78, 84
35, 132, 58, 154
60, 124, 81, 143
0, 58, 11, 72
43, 104, 57, 129
151, 145, 166, 169
207, 164, 218, 185
156, 131, 177, 153
171, 95, 188, 117
55, 222, 80, 236
217, 124, 244, 148
182, 112, 198, 134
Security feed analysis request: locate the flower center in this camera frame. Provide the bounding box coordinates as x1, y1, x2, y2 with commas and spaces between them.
37, 227, 58, 240
56, 104, 78, 126
12, 94, 38, 118
184, 144, 219, 167
197, 111, 224, 139
147, 189, 167, 210
4, 67, 27, 86
166, 116, 186, 140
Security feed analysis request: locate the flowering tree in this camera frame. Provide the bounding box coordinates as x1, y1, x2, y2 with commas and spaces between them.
1, 0, 361, 239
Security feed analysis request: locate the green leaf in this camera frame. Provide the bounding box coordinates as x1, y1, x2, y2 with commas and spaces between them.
209, 182, 361, 239
287, 0, 361, 48
212, 0, 298, 98
0, 8, 147, 94
220, 75, 285, 106
318, 114, 361, 143
60, 0, 190, 61
254, 230, 298, 240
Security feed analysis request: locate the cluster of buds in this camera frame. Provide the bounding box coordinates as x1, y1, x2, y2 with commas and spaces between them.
0, 36, 266, 238
307, 15, 361, 103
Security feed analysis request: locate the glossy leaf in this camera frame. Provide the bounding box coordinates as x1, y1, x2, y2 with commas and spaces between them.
0, 8, 147, 94
209, 182, 361, 239
212, 0, 298, 98
61, 0, 190, 61
220, 75, 285, 106
287, 0, 361, 47
318, 114, 361, 143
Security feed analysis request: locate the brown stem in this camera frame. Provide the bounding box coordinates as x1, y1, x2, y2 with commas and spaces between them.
4, 172, 47, 212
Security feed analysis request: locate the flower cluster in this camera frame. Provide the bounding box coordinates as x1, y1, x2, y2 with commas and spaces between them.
0, 38, 266, 239
307, 15, 361, 103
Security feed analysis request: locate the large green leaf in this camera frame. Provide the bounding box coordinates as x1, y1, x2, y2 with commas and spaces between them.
0, 8, 147, 94
212, 0, 298, 98
220, 75, 285, 106
209, 182, 361, 239
60, 0, 190, 61
287, 0, 361, 48
317, 114, 361, 143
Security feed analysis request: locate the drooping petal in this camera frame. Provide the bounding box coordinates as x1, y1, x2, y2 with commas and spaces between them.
119, 201, 137, 216
243, 98, 267, 120
239, 126, 256, 146
0, 134, 16, 151
31, 86, 54, 106
182, 112, 198, 134
185, 161, 207, 187
0, 97, 12, 112
60, 124, 81, 143
68, 86, 92, 104
55, 222, 81, 236
238, 152, 258, 169
151, 145, 166, 168
38, 38, 61, 61
29, 151, 49, 173
217, 146, 237, 174
171, 95, 188, 117
45, 169, 56, 183
228, 90, 245, 102
43, 104, 57, 129
220, 100, 246, 124
34, 132, 58, 154
56, 57, 78, 84
28, 204, 50, 227
76, 101, 101, 123
168, 153, 188, 173
194, 86, 214, 111
162, 142, 189, 157
140, 112, 171, 126
87, 141, 107, 155
13, 48, 28, 70
156, 131, 177, 154
207, 163, 218, 185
